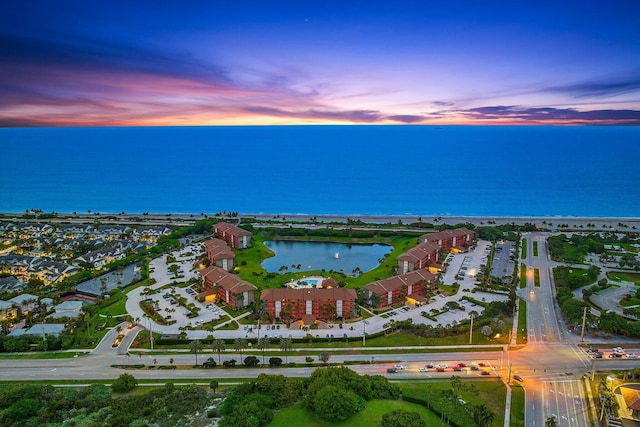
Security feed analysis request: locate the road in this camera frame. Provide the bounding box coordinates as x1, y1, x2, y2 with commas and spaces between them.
517, 232, 601, 427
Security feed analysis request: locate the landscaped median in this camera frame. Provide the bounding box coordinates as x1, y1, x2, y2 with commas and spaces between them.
517, 300, 527, 345
509, 383, 525, 426
519, 263, 527, 289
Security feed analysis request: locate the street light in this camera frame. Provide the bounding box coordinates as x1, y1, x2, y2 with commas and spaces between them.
363, 320, 369, 346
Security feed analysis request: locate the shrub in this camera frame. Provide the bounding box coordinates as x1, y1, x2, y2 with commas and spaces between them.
222, 359, 237, 368
112, 373, 137, 393
244, 356, 260, 367
269, 357, 283, 367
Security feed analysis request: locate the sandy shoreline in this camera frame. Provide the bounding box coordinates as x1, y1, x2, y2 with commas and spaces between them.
3, 211, 639, 230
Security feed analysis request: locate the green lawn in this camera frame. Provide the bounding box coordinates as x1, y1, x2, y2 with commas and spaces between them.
509, 384, 525, 426
520, 239, 527, 259
517, 300, 527, 345
607, 271, 640, 285
399, 379, 506, 427
269, 399, 443, 427
519, 264, 527, 289
532, 241, 539, 257
534, 268, 540, 287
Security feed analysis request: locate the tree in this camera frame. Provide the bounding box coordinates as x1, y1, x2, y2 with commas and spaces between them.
319, 352, 331, 363
112, 373, 137, 393
381, 409, 425, 427
481, 325, 493, 338
234, 338, 247, 357
471, 403, 495, 427
314, 385, 365, 422
280, 337, 293, 363
209, 380, 219, 393
545, 416, 558, 427
257, 337, 269, 365
190, 339, 203, 366
212, 339, 226, 364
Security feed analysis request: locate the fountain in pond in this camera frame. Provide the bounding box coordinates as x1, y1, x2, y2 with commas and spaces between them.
334, 252, 340, 259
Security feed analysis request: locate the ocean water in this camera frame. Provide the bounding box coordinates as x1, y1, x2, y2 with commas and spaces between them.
0, 125, 638, 217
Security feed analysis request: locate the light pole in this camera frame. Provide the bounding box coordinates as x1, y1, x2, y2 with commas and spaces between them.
469, 313, 475, 345
363, 320, 369, 346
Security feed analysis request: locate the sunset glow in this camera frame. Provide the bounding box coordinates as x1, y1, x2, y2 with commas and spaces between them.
1, 1, 639, 126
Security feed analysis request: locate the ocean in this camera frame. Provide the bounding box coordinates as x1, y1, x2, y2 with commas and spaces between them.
1, 125, 638, 217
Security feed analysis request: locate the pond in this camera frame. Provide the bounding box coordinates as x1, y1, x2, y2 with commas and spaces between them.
261, 240, 392, 276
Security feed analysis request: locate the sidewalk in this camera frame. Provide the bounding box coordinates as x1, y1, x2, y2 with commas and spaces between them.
504, 383, 512, 427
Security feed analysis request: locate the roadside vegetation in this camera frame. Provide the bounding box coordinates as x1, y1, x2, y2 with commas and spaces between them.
519, 264, 527, 289
520, 239, 526, 259
534, 268, 540, 287
517, 300, 527, 345
532, 241, 538, 257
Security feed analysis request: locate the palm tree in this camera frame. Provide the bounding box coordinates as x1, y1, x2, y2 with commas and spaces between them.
280, 337, 293, 363
545, 416, 558, 427
234, 338, 247, 357
471, 403, 495, 427
212, 339, 225, 364
190, 339, 203, 366
257, 337, 269, 365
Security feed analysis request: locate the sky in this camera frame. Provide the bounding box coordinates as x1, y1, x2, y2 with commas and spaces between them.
1, 1, 640, 126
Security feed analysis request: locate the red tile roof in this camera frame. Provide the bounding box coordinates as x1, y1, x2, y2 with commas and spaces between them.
422, 227, 474, 243
214, 222, 252, 237
397, 241, 440, 263
621, 387, 640, 411
204, 238, 235, 259
364, 269, 436, 295
200, 266, 256, 293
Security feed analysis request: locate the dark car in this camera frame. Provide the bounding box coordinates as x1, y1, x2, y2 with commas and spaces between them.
478, 362, 487, 367
481, 371, 491, 375
435, 367, 445, 372
452, 366, 462, 371
426, 364, 434, 369
470, 365, 479, 371
387, 368, 397, 373
593, 352, 603, 359
457, 363, 466, 368
513, 375, 523, 382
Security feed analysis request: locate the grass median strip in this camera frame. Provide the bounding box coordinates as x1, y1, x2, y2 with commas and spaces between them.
510, 383, 525, 426
520, 263, 527, 289
532, 240, 539, 257
517, 300, 527, 345
534, 268, 541, 287
521, 238, 527, 259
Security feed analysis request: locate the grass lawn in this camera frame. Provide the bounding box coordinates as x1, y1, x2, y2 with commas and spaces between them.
517, 300, 527, 345
519, 263, 527, 289
607, 271, 640, 285
99, 292, 128, 317
399, 379, 506, 427
0, 351, 89, 360
269, 399, 442, 427
534, 268, 540, 287
532, 241, 539, 257
521, 239, 527, 259
509, 383, 525, 426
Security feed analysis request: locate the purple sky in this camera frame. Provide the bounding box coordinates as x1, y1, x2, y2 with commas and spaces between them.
1, 1, 640, 126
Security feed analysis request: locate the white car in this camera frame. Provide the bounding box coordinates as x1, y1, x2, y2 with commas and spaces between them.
626, 353, 636, 359
418, 367, 427, 373
394, 364, 405, 370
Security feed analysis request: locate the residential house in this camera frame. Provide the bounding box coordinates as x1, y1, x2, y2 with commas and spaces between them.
620, 386, 640, 420
0, 276, 26, 292
74, 247, 124, 269
50, 300, 83, 319
204, 238, 235, 271
422, 228, 475, 252
133, 226, 171, 242
8, 293, 39, 315
260, 287, 357, 323
397, 241, 441, 274
23, 323, 65, 337
0, 300, 18, 321
200, 266, 256, 308
213, 222, 252, 249
364, 269, 437, 308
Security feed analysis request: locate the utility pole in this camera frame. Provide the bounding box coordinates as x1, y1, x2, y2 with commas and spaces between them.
362, 320, 369, 346
580, 306, 588, 342
469, 313, 474, 345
